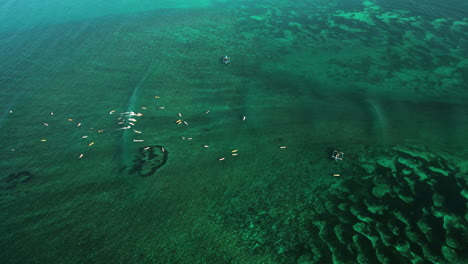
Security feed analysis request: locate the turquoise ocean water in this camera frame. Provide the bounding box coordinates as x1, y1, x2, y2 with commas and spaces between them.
1, 0, 467, 263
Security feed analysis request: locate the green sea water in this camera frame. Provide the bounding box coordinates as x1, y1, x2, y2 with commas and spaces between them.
0, 0, 467, 263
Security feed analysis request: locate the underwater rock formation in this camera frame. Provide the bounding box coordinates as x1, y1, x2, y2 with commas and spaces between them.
2, 171, 33, 189
129, 145, 168, 177
299, 145, 467, 264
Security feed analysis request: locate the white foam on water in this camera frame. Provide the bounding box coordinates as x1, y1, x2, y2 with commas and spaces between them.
119, 59, 156, 172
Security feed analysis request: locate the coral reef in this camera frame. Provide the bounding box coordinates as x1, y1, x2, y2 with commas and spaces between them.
232, 0, 468, 103
214, 145, 467, 263
129, 145, 168, 177
302, 145, 467, 264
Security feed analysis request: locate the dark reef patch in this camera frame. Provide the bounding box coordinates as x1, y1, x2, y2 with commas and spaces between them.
2, 171, 33, 189
129, 145, 168, 177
